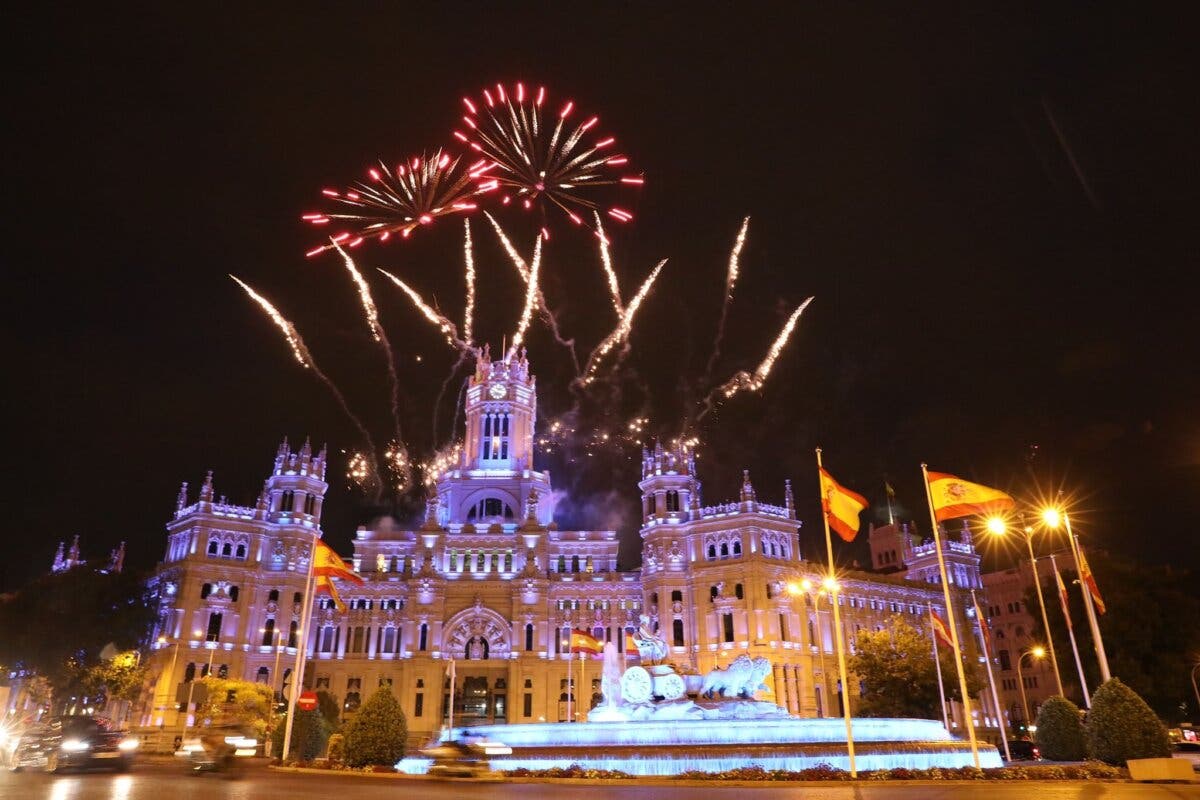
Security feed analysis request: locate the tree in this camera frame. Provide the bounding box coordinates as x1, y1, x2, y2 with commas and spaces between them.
1034, 696, 1086, 761
849, 614, 984, 719
1085, 678, 1171, 764
196, 677, 276, 739
270, 708, 329, 762
1026, 553, 1200, 722
316, 689, 341, 732
342, 686, 407, 767
0, 566, 156, 711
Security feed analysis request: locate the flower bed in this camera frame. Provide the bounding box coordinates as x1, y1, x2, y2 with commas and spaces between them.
502, 762, 1128, 781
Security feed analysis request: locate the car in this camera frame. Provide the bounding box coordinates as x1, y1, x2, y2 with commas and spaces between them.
1005, 738, 1041, 761
420, 737, 509, 780
1174, 741, 1200, 772
10, 716, 138, 773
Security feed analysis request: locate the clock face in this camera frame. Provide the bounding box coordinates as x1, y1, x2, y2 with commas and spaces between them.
488, 383, 508, 399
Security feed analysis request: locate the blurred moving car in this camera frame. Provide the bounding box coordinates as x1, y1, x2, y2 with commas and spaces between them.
10, 716, 137, 773
175, 724, 258, 777
1174, 741, 1200, 771
1005, 739, 1041, 761
420, 733, 510, 780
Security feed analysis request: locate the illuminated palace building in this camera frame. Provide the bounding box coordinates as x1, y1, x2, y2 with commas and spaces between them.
143, 349, 993, 738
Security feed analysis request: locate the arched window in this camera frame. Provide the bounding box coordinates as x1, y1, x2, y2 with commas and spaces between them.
710, 585, 719, 601
525, 623, 534, 651
672, 619, 684, 647
256, 667, 269, 684
235, 543, 246, 559
268, 589, 279, 603
207, 540, 219, 555
707, 544, 717, 560
200, 583, 212, 599
221, 542, 232, 557
262, 618, 276, 646
419, 623, 429, 651
671, 590, 682, 603
288, 621, 298, 648
229, 586, 239, 602
484, 498, 503, 517
206, 612, 222, 642
293, 592, 302, 604
720, 542, 729, 558
732, 539, 742, 556
571, 555, 580, 573
734, 583, 744, 600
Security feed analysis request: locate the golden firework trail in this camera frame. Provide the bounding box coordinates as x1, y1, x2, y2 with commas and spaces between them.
508, 233, 543, 358
579, 258, 668, 385
593, 211, 623, 316
703, 216, 751, 382
698, 296, 814, 418
462, 219, 476, 345
334, 244, 385, 343
230, 274, 381, 490
377, 269, 473, 354
230, 275, 312, 367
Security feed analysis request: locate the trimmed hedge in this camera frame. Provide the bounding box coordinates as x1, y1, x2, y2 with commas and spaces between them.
342, 686, 407, 767
1084, 679, 1171, 765
501, 762, 1127, 781
1035, 695, 1087, 761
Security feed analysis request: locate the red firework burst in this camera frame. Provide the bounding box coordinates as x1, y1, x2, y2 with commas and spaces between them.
303, 149, 496, 257
453, 81, 643, 230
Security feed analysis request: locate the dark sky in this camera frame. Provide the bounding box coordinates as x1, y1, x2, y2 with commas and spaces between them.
6, 3, 1198, 590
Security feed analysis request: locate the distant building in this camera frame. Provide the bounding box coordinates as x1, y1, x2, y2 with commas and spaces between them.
140, 349, 990, 738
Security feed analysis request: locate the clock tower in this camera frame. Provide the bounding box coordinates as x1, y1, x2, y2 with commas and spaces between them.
432, 345, 554, 527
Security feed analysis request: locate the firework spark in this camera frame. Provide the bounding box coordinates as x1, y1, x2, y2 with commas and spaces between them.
484, 212, 579, 373
377, 269, 473, 354
594, 211, 623, 316
698, 296, 815, 418
508, 232, 543, 358
462, 219, 476, 345
383, 440, 412, 493
419, 440, 464, 488
579, 258, 668, 385
702, 216, 751, 382
230, 275, 381, 491
454, 82, 643, 228
304, 149, 495, 257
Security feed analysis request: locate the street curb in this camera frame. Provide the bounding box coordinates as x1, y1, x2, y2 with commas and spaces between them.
268, 767, 1131, 787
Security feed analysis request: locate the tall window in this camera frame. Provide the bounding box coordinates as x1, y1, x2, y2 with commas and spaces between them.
734, 583, 744, 600
722, 613, 735, 643
525, 623, 534, 651
288, 621, 298, 648
419, 623, 429, 651
779, 613, 788, 641
206, 612, 222, 642
262, 618, 276, 646
672, 619, 685, 647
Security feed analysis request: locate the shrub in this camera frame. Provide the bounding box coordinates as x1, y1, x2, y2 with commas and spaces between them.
326, 733, 345, 764
316, 689, 341, 732
1084, 678, 1171, 764
270, 707, 329, 762
342, 686, 407, 767
1034, 696, 1087, 761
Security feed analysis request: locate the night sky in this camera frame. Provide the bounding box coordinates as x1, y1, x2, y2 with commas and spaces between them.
7, 4, 1198, 591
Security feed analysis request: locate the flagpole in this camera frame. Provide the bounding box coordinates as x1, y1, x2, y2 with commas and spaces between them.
928, 603, 950, 732
1064, 515, 1110, 683
446, 658, 456, 737
972, 590, 1011, 762
1051, 554, 1091, 707
815, 447, 856, 777
566, 646, 573, 724
1022, 530, 1064, 697
281, 530, 319, 761
920, 463, 981, 769
578, 650, 585, 722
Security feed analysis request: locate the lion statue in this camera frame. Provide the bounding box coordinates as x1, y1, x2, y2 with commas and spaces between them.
699, 654, 773, 699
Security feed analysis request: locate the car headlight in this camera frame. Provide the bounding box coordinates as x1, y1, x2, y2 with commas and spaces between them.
118, 738, 139, 751
61, 739, 90, 752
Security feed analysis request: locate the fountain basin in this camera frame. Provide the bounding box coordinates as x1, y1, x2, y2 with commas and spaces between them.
397, 717, 1003, 775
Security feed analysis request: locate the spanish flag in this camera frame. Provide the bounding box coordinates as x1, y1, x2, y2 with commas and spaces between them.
930, 608, 954, 649
570, 629, 601, 655
1077, 548, 1106, 615
925, 471, 1014, 522
313, 539, 362, 613
624, 631, 640, 657
819, 468, 869, 542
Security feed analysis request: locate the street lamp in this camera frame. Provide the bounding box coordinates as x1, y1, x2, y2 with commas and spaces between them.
1017, 646, 1046, 728
788, 577, 831, 718
985, 516, 1065, 698
1041, 502, 1111, 683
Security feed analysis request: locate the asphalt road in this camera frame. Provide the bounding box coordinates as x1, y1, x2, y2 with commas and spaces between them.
1, 764, 1198, 800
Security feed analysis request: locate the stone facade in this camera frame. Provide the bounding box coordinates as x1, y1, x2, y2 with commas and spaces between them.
141, 350, 989, 737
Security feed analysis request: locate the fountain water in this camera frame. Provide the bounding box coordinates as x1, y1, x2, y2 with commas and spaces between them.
398, 642, 1002, 775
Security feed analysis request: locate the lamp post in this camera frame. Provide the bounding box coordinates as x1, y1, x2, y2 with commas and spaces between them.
1042, 505, 1111, 683
261, 627, 285, 702
788, 578, 830, 717
1016, 646, 1046, 729
985, 517, 1064, 697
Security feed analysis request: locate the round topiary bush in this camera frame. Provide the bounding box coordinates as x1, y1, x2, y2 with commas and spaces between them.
1084, 678, 1171, 764
342, 686, 407, 768
1034, 695, 1086, 761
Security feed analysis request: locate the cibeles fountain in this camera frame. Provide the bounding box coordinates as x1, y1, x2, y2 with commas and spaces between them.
399, 624, 1003, 775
